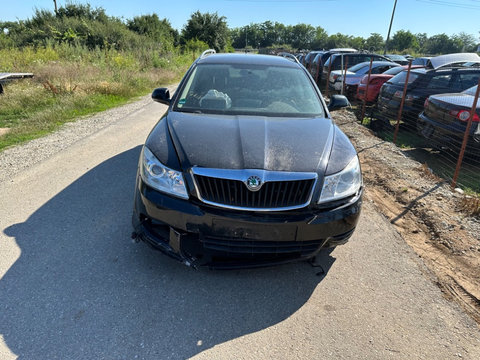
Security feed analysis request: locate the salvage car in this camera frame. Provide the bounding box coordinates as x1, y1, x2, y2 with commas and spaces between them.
356, 65, 424, 103
374, 53, 480, 126
132, 50, 363, 269
417, 85, 480, 153
328, 61, 400, 97
322, 53, 391, 82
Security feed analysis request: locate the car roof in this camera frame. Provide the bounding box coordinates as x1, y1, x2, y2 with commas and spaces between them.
411, 66, 480, 75
351, 61, 399, 68
331, 53, 384, 58
196, 53, 299, 68
330, 48, 357, 52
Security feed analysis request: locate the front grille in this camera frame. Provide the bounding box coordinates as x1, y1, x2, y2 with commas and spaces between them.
194, 174, 315, 210
201, 236, 323, 256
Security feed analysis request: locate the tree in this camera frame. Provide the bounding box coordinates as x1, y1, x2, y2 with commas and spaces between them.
181, 11, 230, 52
311, 26, 328, 50
390, 30, 419, 52
365, 33, 384, 52
415, 33, 428, 53
290, 23, 316, 49
425, 33, 461, 54
325, 33, 352, 49
452, 32, 477, 52
128, 14, 178, 49
350, 36, 365, 50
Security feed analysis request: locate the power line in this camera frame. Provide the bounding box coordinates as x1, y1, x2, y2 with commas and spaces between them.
225, 0, 337, 2
416, 0, 480, 10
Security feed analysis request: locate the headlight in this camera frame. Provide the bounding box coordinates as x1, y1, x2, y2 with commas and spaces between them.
318, 156, 362, 204
140, 146, 189, 199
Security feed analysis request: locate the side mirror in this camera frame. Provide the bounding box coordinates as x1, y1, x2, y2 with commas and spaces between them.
328, 94, 350, 111
152, 88, 171, 105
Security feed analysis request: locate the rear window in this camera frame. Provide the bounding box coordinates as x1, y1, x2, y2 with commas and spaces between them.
383, 67, 404, 76
463, 85, 478, 96
387, 71, 419, 85
348, 63, 368, 73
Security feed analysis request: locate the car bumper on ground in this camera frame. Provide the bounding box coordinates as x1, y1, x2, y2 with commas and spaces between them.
132, 176, 363, 269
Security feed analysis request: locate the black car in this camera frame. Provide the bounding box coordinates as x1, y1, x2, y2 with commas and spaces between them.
314, 48, 357, 83
374, 54, 480, 126
322, 53, 392, 83
417, 85, 480, 153
304, 50, 325, 72
132, 51, 363, 269
307, 51, 326, 79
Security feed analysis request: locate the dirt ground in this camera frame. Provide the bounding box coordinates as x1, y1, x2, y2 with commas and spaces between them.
332, 109, 480, 325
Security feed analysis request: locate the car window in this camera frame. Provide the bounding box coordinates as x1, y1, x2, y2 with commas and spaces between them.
371, 65, 391, 74
426, 74, 452, 89
383, 67, 404, 75
463, 85, 478, 96
348, 63, 368, 73
387, 71, 420, 85
356, 56, 371, 64
175, 63, 324, 117
455, 73, 480, 91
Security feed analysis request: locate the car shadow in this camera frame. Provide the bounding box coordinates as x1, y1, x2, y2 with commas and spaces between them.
0, 146, 335, 359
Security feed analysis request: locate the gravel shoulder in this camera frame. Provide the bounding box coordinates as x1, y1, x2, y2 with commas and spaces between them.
333, 108, 480, 325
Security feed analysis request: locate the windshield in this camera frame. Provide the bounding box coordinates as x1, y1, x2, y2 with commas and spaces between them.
463, 85, 478, 96
174, 63, 324, 117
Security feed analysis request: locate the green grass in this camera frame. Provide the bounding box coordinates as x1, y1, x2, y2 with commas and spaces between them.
0, 44, 196, 151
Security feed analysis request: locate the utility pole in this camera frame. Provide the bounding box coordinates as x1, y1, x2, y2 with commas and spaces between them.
384, 0, 398, 55
53, 0, 58, 14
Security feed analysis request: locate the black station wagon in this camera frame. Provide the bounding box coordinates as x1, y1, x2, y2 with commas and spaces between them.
132, 51, 363, 269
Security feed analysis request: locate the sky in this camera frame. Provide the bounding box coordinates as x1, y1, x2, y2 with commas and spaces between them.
1, 0, 479, 39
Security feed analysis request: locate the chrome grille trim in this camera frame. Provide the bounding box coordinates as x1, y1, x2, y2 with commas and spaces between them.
190, 167, 318, 211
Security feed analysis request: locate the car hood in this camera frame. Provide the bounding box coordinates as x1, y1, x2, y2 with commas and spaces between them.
164, 111, 334, 173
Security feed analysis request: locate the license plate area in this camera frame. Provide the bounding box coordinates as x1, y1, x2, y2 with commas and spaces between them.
211, 219, 297, 241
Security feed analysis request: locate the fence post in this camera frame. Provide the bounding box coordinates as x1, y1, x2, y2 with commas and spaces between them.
360, 58, 374, 124
451, 78, 480, 189
325, 60, 332, 98
393, 60, 412, 144
315, 58, 320, 84
341, 57, 349, 96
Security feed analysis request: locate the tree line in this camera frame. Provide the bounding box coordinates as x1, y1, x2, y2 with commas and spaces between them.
230, 22, 478, 55
0, 4, 478, 56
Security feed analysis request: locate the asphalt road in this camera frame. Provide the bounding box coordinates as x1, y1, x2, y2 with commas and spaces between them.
1, 99, 479, 360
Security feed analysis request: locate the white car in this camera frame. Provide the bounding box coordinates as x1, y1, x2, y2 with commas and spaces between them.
329, 61, 400, 93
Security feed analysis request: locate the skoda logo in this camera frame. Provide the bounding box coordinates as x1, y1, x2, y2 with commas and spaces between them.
245, 175, 262, 192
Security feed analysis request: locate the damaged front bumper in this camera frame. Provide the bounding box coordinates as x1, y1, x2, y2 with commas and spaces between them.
132, 176, 362, 269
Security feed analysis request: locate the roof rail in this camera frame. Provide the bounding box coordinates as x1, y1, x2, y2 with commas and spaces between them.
200, 49, 216, 59
277, 52, 300, 64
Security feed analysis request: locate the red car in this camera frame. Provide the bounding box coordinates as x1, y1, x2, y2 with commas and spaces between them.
356, 65, 424, 103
